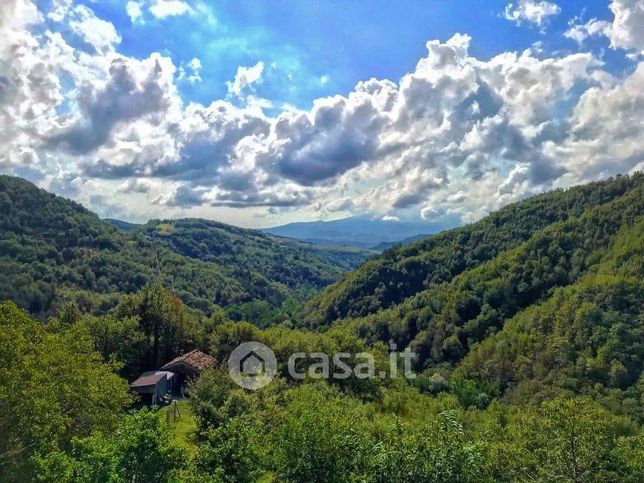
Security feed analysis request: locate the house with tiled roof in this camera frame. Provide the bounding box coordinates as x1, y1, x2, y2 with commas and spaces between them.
161, 349, 216, 375
130, 349, 215, 404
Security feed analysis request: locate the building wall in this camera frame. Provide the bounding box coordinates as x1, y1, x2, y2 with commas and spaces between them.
132, 377, 168, 405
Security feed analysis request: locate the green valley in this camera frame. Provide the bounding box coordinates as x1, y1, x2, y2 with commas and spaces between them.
1, 173, 642, 482
0, 175, 372, 318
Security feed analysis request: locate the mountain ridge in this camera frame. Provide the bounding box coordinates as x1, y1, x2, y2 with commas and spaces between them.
0, 175, 371, 316
263, 215, 458, 248
301, 173, 644, 326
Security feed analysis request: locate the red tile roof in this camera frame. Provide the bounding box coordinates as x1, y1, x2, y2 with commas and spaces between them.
161, 349, 215, 373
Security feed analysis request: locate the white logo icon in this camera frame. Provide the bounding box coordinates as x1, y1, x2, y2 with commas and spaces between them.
228, 341, 277, 390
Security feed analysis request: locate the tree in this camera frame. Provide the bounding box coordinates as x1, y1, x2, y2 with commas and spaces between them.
0, 302, 131, 481
35, 410, 186, 483
487, 397, 640, 482
115, 282, 199, 371
77, 314, 147, 380
190, 416, 260, 483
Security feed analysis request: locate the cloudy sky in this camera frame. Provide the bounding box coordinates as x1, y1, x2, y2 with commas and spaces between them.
1, 0, 642, 228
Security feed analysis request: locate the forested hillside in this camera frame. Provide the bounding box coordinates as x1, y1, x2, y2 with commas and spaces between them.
302, 174, 643, 325
299, 173, 644, 421
1, 174, 642, 482
131, 218, 371, 291
0, 176, 369, 317
3, 0, 642, 479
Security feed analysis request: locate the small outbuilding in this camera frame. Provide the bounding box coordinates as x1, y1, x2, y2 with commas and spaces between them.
130, 371, 175, 405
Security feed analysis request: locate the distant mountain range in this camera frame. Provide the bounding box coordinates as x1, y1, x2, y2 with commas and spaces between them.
263, 216, 458, 249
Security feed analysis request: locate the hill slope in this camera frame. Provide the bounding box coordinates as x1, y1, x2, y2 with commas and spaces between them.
301, 174, 644, 326
104, 218, 139, 232
458, 222, 643, 419
131, 218, 372, 292
0, 176, 369, 316
316, 174, 643, 419
370, 233, 430, 251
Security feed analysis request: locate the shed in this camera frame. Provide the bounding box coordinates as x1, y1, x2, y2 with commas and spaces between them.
130, 371, 175, 405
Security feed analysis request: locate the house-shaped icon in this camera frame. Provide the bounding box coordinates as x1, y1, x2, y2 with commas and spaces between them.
240, 350, 266, 376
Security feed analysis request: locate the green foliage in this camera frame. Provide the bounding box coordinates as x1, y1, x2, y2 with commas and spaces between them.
303, 173, 643, 326
35, 410, 187, 483
411, 371, 451, 395
225, 299, 285, 328
0, 175, 370, 317
485, 397, 643, 482
46, 284, 218, 380
185, 371, 644, 482
190, 416, 261, 482
270, 385, 371, 482
76, 312, 147, 379
307, 177, 644, 422
367, 410, 484, 482
1, 174, 643, 481
457, 221, 644, 420
187, 377, 488, 482
450, 376, 498, 409
135, 218, 372, 292
0, 301, 131, 481
113, 282, 203, 372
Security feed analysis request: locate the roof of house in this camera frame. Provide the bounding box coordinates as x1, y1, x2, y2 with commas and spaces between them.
130, 371, 166, 388
160, 349, 215, 373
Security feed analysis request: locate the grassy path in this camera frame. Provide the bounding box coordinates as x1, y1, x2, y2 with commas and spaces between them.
164, 400, 197, 453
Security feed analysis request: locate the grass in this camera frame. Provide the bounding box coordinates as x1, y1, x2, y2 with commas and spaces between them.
164, 400, 197, 452
156, 223, 175, 234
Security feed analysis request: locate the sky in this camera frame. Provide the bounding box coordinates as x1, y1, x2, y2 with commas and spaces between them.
0, 0, 642, 228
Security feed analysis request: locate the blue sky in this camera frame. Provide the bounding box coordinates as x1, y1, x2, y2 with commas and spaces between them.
1, 0, 642, 227
86, 0, 628, 108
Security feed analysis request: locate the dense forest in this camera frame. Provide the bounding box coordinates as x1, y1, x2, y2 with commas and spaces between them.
130, 218, 371, 292
0, 175, 371, 317
1, 173, 642, 482
301, 173, 643, 325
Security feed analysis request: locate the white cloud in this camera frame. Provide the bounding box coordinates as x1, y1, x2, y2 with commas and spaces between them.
0, 0, 41, 30
420, 205, 438, 220
193, 1, 217, 27
68, 4, 121, 54
504, 1, 561, 28
48, 53, 178, 154
0, 0, 641, 227
564, 18, 611, 45
565, 0, 644, 55
179, 57, 202, 83
547, 62, 644, 182
149, 0, 192, 19
227, 61, 265, 97
0, 1, 66, 174
607, 0, 644, 53
325, 197, 353, 212
118, 178, 152, 194
188, 57, 201, 70
126, 1, 144, 24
